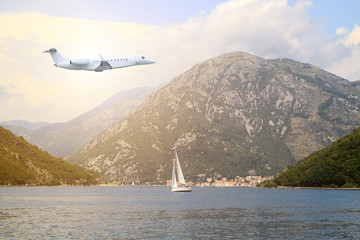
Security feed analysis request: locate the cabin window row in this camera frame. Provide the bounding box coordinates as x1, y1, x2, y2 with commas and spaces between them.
93, 58, 129, 63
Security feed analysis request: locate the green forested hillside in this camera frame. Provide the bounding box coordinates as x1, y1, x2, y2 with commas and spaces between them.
269, 127, 360, 188
0, 127, 100, 186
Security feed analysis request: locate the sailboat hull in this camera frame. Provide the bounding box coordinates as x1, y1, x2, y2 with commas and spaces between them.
171, 186, 192, 192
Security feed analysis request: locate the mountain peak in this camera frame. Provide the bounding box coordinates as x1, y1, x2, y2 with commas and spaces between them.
67, 52, 360, 183
215, 51, 263, 63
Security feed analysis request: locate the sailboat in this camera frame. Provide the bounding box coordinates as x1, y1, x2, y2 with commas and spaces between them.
171, 151, 192, 192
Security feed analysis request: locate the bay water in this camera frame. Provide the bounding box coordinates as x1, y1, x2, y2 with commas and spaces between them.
1, 186, 359, 239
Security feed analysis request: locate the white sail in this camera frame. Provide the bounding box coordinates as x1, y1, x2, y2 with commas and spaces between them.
171, 151, 192, 192
171, 159, 178, 188
175, 151, 186, 185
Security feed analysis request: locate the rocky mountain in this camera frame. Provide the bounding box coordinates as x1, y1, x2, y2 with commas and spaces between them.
66, 52, 360, 183
266, 127, 360, 188
3, 87, 154, 158
0, 127, 99, 186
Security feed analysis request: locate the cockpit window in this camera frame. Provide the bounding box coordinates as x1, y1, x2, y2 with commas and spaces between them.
141, 56, 145, 59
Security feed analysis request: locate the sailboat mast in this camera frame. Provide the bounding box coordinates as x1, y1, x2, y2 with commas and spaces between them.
171, 158, 177, 188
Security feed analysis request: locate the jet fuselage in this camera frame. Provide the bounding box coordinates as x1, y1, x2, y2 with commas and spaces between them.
43, 48, 156, 72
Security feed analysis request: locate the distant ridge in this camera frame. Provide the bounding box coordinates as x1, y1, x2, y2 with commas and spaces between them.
0, 126, 99, 186
0, 120, 51, 131
3, 87, 154, 157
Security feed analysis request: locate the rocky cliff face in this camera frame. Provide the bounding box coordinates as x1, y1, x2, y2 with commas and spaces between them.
66, 52, 360, 183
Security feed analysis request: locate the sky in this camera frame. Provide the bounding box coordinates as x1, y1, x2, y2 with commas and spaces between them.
0, 0, 359, 123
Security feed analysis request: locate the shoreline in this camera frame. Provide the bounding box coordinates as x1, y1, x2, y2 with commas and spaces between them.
275, 186, 360, 190
1, 184, 360, 190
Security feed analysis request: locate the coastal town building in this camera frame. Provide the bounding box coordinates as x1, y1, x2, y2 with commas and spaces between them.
195, 176, 274, 187
167, 176, 273, 187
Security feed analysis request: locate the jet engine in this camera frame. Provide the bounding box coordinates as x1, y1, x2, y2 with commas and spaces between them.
69, 58, 90, 66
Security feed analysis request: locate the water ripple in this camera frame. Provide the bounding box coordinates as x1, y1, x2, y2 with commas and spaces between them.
0, 187, 359, 239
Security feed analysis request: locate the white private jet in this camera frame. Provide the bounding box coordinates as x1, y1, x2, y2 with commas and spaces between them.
43, 48, 156, 72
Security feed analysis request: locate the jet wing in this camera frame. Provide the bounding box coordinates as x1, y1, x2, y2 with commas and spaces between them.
95, 54, 112, 72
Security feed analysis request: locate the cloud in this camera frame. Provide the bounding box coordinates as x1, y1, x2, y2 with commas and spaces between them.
342, 25, 360, 47
0, 74, 52, 121
0, 86, 11, 101
336, 27, 348, 36
0, 12, 158, 55
6, 73, 53, 106
0, 0, 359, 122
330, 25, 360, 81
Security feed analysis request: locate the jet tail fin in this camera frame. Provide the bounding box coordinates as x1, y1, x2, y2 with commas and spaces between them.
43, 48, 65, 64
